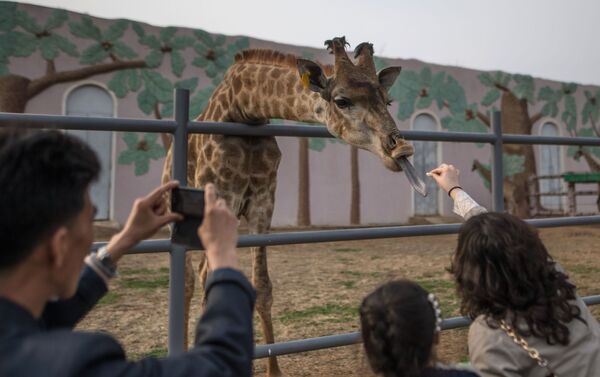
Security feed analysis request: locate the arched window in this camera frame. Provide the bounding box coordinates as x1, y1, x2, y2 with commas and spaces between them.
65, 84, 114, 220
412, 113, 439, 215
539, 122, 562, 210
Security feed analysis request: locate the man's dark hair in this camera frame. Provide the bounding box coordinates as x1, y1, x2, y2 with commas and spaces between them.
450, 212, 582, 346
0, 128, 100, 270
359, 280, 436, 377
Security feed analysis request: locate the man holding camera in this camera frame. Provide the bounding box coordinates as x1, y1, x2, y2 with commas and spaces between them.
0, 129, 254, 377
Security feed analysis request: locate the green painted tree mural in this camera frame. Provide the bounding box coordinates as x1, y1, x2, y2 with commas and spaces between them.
0, 3, 248, 176
391, 63, 577, 217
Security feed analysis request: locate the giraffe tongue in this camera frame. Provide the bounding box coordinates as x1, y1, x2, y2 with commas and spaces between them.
395, 157, 428, 197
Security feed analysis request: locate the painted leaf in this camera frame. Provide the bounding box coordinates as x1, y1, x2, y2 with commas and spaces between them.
143, 132, 159, 144
142, 70, 173, 102
122, 132, 138, 149
497, 71, 511, 87
170, 50, 185, 77
189, 86, 214, 119
191, 55, 207, 68
137, 89, 156, 115
134, 157, 150, 176
442, 75, 467, 115
430, 71, 446, 108
103, 19, 129, 42
159, 27, 177, 43
204, 64, 219, 78
144, 50, 163, 68
419, 66, 432, 86
0, 2, 17, 32
128, 69, 141, 91
175, 77, 199, 92
562, 95, 577, 131
193, 29, 213, 47
541, 102, 558, 117
309, 138, 326, 152
0, 63, 8, 76
112, 41, 137, 59
512, 74, 535, 104
161, 101, 173, 118
395, 86, 418, 121
503, 154, 526, 177
131, 22, 145, 38
140, 35, 161, 49
11, 31, 38, 57
562, 82, 577, 95
214, 34, 226, 45
69, 16, 102, 41
16, 10, 41, 34
40, 36, 59, 60
171, 35, 195, 50
478, 72, 494, 87
538, 86, 556, 102
80, 44, 109, 64
416, 95, 432, 109
108, 70, 129, 98
45, 9, 68, 30
53, 34, 79, 57
118, 149, 137, 164
481, 89, 501, 107
399, 70, 421, 91
235, 37, 250, 50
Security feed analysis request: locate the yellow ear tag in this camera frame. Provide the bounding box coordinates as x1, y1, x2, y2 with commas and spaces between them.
301, 72, 311, 89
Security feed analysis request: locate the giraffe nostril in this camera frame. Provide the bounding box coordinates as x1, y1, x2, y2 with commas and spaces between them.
387, 135, 397, 149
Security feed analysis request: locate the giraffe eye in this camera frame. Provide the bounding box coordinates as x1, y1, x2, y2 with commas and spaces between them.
386, 100, 393, 107
334, 97, 353, 109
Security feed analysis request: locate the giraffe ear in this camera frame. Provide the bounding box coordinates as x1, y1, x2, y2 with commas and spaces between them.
297, 58, 330, 99
378, 66, 401, 92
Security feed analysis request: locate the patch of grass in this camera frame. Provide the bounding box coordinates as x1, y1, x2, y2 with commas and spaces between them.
340, 270, 383, 279
338, 280, 356, 289
566, 264, 600, 275
333, 247, 362, 253
336, 257, 351, 264
121, 275, 169, 290
131, 347, 168, 360
415, 279, 454, 293
158, 267, 170, 274
97, 291, 120, 306
277, 303, 357, 323
119, 267, 155, 275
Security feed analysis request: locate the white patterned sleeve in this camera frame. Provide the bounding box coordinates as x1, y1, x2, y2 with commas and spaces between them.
453, 190, 488, 220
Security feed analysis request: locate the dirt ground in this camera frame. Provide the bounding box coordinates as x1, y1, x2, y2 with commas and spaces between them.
78, 223, 600, 376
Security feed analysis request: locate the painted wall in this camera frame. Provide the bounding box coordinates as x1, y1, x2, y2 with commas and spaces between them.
2, 2, 599, 226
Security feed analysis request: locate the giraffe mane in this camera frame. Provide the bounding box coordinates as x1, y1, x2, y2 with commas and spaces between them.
234, 49, 334, 76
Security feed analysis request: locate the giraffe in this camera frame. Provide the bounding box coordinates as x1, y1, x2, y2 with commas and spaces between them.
162, 37, 415, 376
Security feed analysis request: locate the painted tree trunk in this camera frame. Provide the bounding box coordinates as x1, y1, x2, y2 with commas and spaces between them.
580, 149, 600, 212
350, 146, 360, 224
0, 75, 31, 113
499, 90, 538, 218
297, 137, 310, 226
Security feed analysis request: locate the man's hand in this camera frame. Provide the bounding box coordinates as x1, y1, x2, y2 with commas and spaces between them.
427, 163, 462, 198
198, 183, 239, 271
107, 181, 184, 262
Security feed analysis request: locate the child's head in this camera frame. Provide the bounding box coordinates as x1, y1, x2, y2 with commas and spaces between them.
359, 280, 441, 377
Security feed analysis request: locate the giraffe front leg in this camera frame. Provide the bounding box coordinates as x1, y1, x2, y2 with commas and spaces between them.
183, 252, 195, 350
252, 246, 283, 377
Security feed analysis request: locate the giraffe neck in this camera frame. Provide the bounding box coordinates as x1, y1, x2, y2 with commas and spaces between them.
200, 61, 329, 125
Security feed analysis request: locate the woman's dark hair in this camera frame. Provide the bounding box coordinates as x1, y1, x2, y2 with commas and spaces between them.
450, 212, 582, 345
360, 280, 437, 377
0, 128, 100, 270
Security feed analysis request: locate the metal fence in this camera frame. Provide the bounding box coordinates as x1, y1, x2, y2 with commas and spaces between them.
2, 89, 600, 359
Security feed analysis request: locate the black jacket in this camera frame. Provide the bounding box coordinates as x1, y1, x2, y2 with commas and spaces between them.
0, 266, 255, 377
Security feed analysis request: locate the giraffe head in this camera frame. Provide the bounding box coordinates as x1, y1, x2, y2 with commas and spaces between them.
297, 37, 414, 172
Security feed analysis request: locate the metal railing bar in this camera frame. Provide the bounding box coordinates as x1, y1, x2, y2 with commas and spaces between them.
253, 295, 600, 358
92, 214, 600, 254
0, 113, 176, 132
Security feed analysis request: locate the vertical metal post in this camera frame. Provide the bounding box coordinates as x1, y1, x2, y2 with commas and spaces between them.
168, 89, 189, 355
491, 111, 504, 212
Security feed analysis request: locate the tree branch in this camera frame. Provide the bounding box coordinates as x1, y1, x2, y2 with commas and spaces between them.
45, 60, 56, 76
477, 111, 490, 127
27, 59, 147, 99
529, 112, 543, 125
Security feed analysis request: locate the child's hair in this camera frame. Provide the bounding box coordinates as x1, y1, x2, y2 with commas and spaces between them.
359, 280, 440, 377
